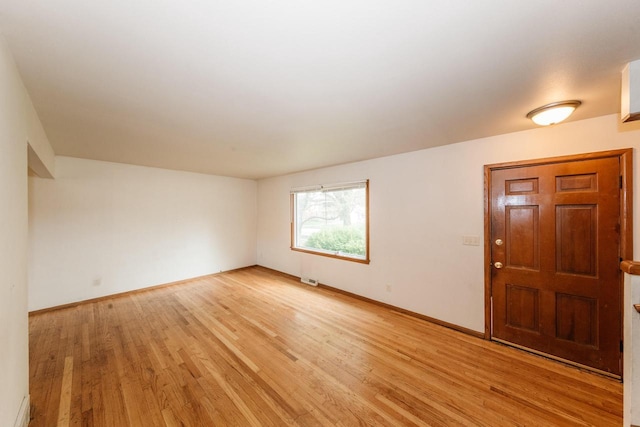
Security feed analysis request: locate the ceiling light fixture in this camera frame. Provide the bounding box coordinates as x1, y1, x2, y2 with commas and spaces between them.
526, 100, 582, 126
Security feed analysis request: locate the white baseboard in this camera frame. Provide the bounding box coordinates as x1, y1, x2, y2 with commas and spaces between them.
13, 395, 30, 427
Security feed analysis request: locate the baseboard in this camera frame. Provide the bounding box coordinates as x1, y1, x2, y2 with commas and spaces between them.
318, 282, 485, 338
256, 265, 485, 339
29, 266, 258, 315
13, 395, 30, 427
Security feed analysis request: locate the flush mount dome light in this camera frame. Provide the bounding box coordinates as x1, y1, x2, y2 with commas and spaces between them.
526, 100, 582, 126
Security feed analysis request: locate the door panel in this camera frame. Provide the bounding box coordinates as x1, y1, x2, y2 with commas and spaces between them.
556, 293, 597, 346
505, 284, 540, 332
505, 206, 539, 269
490, 156, 622, 375
556, 205, 596, 276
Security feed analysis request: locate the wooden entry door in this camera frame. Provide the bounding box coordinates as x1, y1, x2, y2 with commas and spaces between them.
487, 150, 631, 377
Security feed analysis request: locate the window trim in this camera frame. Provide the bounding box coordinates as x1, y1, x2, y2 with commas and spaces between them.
290, 180, 370, 264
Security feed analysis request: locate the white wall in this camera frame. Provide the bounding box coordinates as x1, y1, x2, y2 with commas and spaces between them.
257, 114, 640, 333
0, 31, 54, 427
28, 156, 257, 310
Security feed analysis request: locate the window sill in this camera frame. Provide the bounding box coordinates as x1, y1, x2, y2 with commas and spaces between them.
291, 247, 370, 264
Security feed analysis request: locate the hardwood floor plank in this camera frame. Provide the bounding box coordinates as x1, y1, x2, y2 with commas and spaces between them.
56, 356, 73, 427
29, 266, 622, 426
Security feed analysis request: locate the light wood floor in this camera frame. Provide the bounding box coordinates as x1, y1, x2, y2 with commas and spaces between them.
29, 266, 622, 426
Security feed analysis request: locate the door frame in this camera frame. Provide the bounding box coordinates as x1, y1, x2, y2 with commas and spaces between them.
483, 149, 633, 351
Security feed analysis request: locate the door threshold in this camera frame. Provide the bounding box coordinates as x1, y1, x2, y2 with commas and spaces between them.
491, 337, 621, 380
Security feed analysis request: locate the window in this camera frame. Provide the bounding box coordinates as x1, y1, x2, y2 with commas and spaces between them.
291, 180, 369, 263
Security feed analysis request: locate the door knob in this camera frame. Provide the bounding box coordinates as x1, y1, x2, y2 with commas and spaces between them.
495, 239, 503, 246
493, 262, 503, 269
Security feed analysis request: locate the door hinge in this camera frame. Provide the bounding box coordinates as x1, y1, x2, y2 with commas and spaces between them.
620, 340, 624, 352
620, 175, 624, 189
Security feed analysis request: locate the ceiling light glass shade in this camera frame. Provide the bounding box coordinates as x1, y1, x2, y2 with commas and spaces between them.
526, 100, 582, 126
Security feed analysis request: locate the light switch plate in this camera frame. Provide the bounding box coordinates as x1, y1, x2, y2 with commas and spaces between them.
462, 235, 481, 246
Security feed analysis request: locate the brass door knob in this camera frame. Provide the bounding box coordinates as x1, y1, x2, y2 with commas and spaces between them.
495, 239, 503, 246
493, 262, 503, 269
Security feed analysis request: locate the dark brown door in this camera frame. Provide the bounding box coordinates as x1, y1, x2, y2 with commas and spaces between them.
490, 156, 622, 376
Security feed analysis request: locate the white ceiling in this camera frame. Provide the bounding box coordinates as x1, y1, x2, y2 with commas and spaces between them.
1, 1, 640, 179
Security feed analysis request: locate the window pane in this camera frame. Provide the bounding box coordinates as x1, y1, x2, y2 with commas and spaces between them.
292, 182, 368, 261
